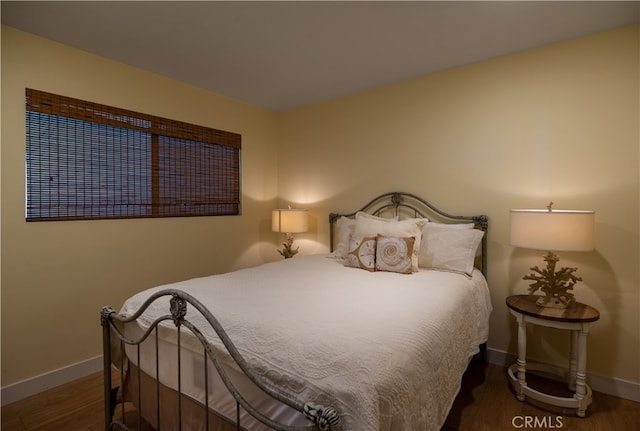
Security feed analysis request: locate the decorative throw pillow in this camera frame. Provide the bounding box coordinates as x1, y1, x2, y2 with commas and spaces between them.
418, 225, 484, 277
345, 235, 377, 271
375, 236, 415, 274
354, 214, 425, 272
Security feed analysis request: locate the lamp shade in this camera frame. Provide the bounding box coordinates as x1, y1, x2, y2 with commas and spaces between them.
272, 209, 308, 233
510, 209, 595, 252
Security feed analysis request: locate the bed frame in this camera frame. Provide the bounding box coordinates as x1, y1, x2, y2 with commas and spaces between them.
101, 191, 488, 431
101, 290, 341, 431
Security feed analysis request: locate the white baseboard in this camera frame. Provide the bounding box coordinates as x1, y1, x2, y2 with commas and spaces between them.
486, 347, 640, 403
1, 355, 103, 406
2, 350, 639, 407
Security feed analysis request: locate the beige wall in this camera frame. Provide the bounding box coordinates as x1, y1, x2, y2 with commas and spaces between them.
1, 26, 280, 385
279, 26, 639, 384
2, 24, 638, 391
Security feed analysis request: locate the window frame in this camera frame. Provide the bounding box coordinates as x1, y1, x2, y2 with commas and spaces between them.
25, 89, 241, 221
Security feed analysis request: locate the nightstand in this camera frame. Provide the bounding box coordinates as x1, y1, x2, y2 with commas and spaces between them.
506, 295, 600, 417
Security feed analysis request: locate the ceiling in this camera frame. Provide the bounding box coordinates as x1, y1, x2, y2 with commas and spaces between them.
2, 1, 638, 112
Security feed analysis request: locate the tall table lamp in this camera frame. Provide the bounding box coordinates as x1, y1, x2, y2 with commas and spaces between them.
510, 203, 595, 308
272, 207, 308, 258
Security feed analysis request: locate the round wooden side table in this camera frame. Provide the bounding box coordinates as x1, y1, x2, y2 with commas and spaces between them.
506, 294, 600, 417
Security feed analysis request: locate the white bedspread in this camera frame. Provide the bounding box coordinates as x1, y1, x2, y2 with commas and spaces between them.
120, 254, 492, 431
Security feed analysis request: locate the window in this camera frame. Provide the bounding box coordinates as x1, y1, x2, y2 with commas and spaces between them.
25, 89, 241, 221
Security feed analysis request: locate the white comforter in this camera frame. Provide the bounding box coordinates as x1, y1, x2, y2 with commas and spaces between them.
120, 254, 492, 431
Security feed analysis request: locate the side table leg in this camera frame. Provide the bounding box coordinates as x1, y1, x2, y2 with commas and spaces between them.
569, 330, 578, 391
575, 327, 589, 417
516, 315, 527, 401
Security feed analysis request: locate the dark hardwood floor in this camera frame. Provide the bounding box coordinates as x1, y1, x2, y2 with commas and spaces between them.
443, 361, 639, 431
2, 362, 638, 430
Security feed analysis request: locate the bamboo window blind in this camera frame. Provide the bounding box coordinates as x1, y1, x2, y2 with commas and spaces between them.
25, 89, 241, 221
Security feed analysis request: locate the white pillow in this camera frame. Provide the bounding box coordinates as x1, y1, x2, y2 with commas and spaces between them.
332, 216, 356, 259
418, 225, 484, 277
421, 221, 480, 258
355, 211, 399, 222
427, 221, 475, 229
400, 216, 429, 223
354, 213, 425, 272
332, 213, 399, 259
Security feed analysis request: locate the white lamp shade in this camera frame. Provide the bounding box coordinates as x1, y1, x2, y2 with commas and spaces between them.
272, 209, 308, 233
510, 209, 595, 252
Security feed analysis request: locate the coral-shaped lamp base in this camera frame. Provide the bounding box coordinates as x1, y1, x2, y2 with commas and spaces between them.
523, 251, 581, 308
277, 233, 299, 259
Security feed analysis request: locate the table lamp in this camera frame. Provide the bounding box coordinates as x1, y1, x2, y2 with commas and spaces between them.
272, 207, 308, 258
510, 202, 595, 308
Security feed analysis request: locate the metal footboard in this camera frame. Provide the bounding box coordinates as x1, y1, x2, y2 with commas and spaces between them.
101, 289, 342, 431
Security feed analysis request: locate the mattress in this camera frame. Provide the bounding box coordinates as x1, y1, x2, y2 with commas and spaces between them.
120, 254, 492, 431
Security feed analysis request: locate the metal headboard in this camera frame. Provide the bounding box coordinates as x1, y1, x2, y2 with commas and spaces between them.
329, 192, 488, 276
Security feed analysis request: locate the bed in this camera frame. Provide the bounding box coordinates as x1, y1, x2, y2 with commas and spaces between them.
101, 192, 491, 431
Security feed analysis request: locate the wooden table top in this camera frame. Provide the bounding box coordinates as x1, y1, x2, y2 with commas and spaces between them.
506, 295, 600, 323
